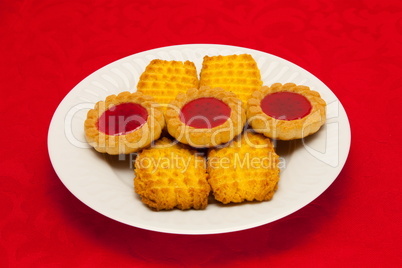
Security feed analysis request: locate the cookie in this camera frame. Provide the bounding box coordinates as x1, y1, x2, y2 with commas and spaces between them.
137, 59, 199, 106
84, 91, 165, 155
207, 132, 280, 204
165, 86, 246, 148
134, 138, 210, 210
247, 83, 326, 140
199, 54, 262, 104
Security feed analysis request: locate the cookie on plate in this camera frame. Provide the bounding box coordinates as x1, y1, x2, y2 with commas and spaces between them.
207, 131, 280, 204
165, 86, 246, 148
137, 59, 199, 106
199, 54, 262, 104
84, 91, 165, 155
134, 137, 210, 210
247, 83, 326, 140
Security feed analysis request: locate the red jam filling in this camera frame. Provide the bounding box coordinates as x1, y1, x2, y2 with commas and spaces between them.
97, 103, 148, 135
180, 97, 231, 128
261, 92, 312, 120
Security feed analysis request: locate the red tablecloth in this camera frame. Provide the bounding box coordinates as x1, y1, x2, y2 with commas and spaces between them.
1, 0, 401, 267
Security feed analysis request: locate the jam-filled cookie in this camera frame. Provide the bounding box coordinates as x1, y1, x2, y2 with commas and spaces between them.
207, 131, 280, 204
165, 86, 246, 148
199, 54, 263, 104
134, 137, 210, 210
247, 83, 326, 140
84, 91, 165, 155
137, 59, 199, 106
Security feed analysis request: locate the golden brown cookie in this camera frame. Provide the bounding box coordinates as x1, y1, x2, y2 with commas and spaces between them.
207, 131, 280, 204
165, 86, 246, 148
247, 83, 326, 140
84, 91, 165, 155
134, 137, 210, 210
199, 54, 263, 104
137, 59, 199, 106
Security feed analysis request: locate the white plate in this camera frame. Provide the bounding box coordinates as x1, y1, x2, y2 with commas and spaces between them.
48, 44, 351, 235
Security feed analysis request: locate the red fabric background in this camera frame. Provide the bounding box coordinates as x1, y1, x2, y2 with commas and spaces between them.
1, 0, 401, 267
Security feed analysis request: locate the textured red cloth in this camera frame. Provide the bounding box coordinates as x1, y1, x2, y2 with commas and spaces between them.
1, 0, 401, 267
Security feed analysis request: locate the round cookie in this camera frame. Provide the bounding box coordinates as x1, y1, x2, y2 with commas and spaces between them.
247, 83, 326, 140
84, 91, 165, 155
165, 86, 246, 148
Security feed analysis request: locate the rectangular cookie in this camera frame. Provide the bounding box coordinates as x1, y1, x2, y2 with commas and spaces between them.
136, 59, 199, 106
134, 137, 210, 210
199, 54, 263, 103
207, 132, 280, 204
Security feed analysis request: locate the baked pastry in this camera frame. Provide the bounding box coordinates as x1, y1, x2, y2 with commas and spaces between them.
247, 83, 326, 140
137, 59, 199, 106
165, 86, 246, 148
207, 131, 280, 204
199, 54, 263, 104
134, 137, 210, 210
84, 91, 165, 155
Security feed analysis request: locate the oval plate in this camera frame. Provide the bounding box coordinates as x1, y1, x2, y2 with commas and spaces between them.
48, 44, 351, 235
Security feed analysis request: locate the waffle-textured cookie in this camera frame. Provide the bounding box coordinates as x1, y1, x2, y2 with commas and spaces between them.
137, 59, 199, 106
207, 132, 280, 204
134, 138, 210, 210
199, 54, 263, 104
